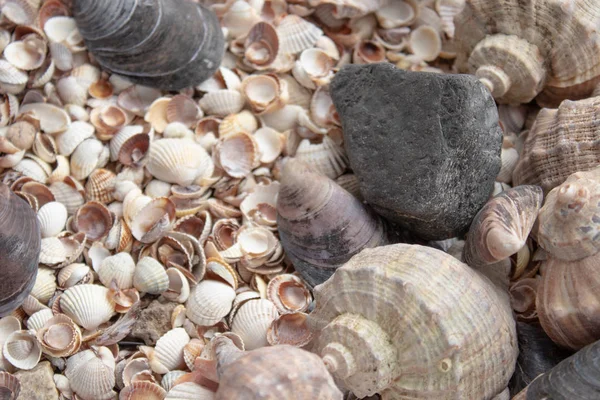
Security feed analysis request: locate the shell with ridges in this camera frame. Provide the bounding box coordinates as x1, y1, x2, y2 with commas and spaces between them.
308, 244, 517, 399
294, 136, 348, 180
186, 280, 236, 326
267, 312, 314, 347
65, 346, 115, 399
0, 371, 20, 399
277, 14, 323, 55
36, 313, 82, 357
98, 252, 136, 289
266, 274, 311, 314
230, 298, 279, 350
3, 330, 42, 370
150, 328, 190, 374
30, 267, 56, 304
147, 139, 214, 186
166, 382, 215, 400
37, 201, 67, 238
60, 284, 116, 330
134, 257, 169, 295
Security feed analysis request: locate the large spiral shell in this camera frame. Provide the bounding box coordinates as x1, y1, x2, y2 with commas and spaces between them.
72, 0, 225, 90
0, 184, 41, 316
308, 244, 517, 399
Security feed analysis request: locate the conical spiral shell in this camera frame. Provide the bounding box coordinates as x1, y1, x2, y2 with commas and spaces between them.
454, 0, 600, 104
0, 184, 41, 316
513, 97, 600, 193
463, 185, 543, 268
308, 244, 517, 399
72, 0, 224, 90
213, 336, 342, 400
277, 159, 387, 287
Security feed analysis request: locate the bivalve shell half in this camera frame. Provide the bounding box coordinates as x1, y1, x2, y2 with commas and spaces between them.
18, 103, 70, 134
85, 168, 116, 204
198, 89, 245, 118
129, 197, 177, 244
163, 268, 191, 304
37, 201, 68, 238
294, 136, 348, 179
74, 201, 113, 242
214, 132, 260, 178
60, 284, 116, 330
167, 95, 202, 128
150, 328, 190, 374
267, 312, 314, 347
30, 267, 57, 305
165, 382, 215, 400
98, 252, 136, 290
134, 257, 169, 295
70, 138, 109, 180
147, 139, 214, 186
120, 381, 167, 400
36, 314, 82, 357
375, 0, 419, 28
0, 371, 20, 399
65, 346, 116, 400
3, 330, 41, 370
267, 274, 312, 314
55, 121, 94, 156
26, 309, 54, 332
244, 22, 280, 71
278, 14, 323, 55
231, 298, 279, 350
186, 280, 236, 326
241, 74, 288, 115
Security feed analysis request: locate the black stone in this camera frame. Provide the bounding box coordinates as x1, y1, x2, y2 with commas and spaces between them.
331, 63, 502, 240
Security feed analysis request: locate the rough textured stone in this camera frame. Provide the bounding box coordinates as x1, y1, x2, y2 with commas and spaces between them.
15, 361, 59, 400
130, 297, 178, 345
331, 63, 502, 240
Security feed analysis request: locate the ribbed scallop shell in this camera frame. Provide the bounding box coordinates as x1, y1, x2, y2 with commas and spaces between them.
3, 330, 42, 370
85, 168, 116, 204
198, 89, 245, 118
308, 0, 389, 19
266, 274, 312, 314
186, 280, 236, 326
454, 0, 600, 104
134, 257, 169, 295
30, 267, 57, 304
277, 159, 387, 287
161, 370, 187, 392
294, 136, 348, 180
537, 167, 600, 261
267, 312, 314, 347
231, 299, 279, 350
166, 382, 215, 400
308, 244, 517, 399
70, 138, 109, 180
152, 328, 190, 373
463, 185, 543, 268
120, 382, 167, 400
513, 97, 600, 193
147, 139, 214, 186
98, 252, 136, 289
26, 309, 54, 331
0, 371, 20, 399
277, 14, 323, 55
214, 338, 342, 400
65, 346, 115, 399
214, 132, 260, 178
60, 284, 116, 330
37, 201, 68, 238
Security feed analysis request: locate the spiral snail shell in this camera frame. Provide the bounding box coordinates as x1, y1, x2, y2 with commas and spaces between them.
72, 0, 225, 90
0, 183, 41, 316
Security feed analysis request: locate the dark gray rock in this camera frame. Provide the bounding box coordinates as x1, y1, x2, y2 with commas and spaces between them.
331, 63, 502, 240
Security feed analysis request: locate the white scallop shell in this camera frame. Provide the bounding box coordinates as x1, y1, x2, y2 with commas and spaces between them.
57, 76, 88, 107
25, 309, 54, 332
0, 60, 28, 85
98, 252, 136, 289
133, 257, 169, 295
146, 139, 214, 186
30, 267, 57, 304
231, 298, 279, 350
37, 201, 68, 238
109, 125, 144, 161
294, 136, 348, 179
199, 89, 245, 118
18, 103, 71, 134
151, 328, 190, 374
161, 370, 187, 392
70, 138, 109, 180
65, 346, 115, 399
55, 121, 95, 156
3, 330, 42, 370
60, 284, 116, 330
57, 263, 92, 289
278, 14, 323, 55
186, 280, 236, 326
165, 382, 215, 400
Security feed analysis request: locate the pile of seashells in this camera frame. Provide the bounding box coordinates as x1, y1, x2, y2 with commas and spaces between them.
0, 0, 600, 399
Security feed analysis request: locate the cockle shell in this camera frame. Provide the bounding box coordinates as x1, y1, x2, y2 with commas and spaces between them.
243, 22, 280, 71
292, 48, 335, 89
120, 382, 167, 400
60, 284, 116, 330
0, 371, 20, 399
129, 197, 177, 244
70, 138, 109, 180
3, 330, 42, 370
49, 177, 85, 215
308, 244, 517, 399
134, 257, 169, 295
198, 90, 245, 118
109, 125, 150, 166
85, 168, 116, 204
454, 0, 600, 104
230, 299, 279, 350
98, 252, 136, 289
213, 336, 342, 399
513, 97, 600, 193
277, 159, 387, 287
409, 25, 442, 62
186, 280, 236, 326
294, 136, 348, 179
30, 267, 56, 304
37, 201, 68, 238
147, 139, 214, 186
277, 14, 323, 55
18, 103, 70, 133
537, 167, 600, 261
36, 314, 82, 357
149, 328, 190, 374
353, 40, 387, 64
241, 74, 288, 115
74, 201, 113, 242
65, 346, 115, 400
267, 274, 312, 314
308, 0, 388, 19
463, 185, 543, 268
57, 263, 93, 289
164, 268, 191, 304
165, 382, 215, 400
73, 0, 224, 90
222, 1, 261, 39
213, 132, 261, 178
375, 0, 419, 28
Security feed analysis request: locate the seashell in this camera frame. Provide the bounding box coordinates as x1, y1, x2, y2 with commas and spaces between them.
118, 85, 162, 116
89, 78, 114, 100
20, 181, 54, 208
120, 382, 167, 400
222, 1, 261, 39
292, 48, 335, 89
147, 139, 214, 186
213, 132, 261, 178
57, 76, 88, 106
0, 184, 41, 316
60, 284, 116, 330
186, 280, 236, 326
454, 1, 600, 104
164, 122, 195, 140
435, 0, 465, 38
146, 180, 173, 199
150, 328, 190, 374
13, 156, 51, 183
353, 40, 386, 64
129, 197, 177, 244
6, 121, 37, 151
513, 97, 600, 193
162, 371, 187, 392
409, 25, 442, 62
72, 0, 224, 90
18, 103, 70, 133
38, 201, 68, 238
57, 263, 93, 289
49, 41, 73, 72
463, 186, 543, 268
308, 244, 517, 399
308, 0, 388, 19
85, 168, 116, 204
134, 257, 169, 295
99, 252, 136, 289
0, 138, 25, 168
0, 371, 20, 399
26, 309, 54, 332
230, 298, 279, 350
32, 133, 57, 164
74, 201, 113, 242
0, 60, 28, 86
55, 121, 95, 156
22, 295, 48, 317
91, 105, 131, 140
166, 382, 215, 400
36, 314, 82, 358
110, 125, 150, 166
497, 140, 519, 183
166, 95, 202, 128
3, 330, 42, 370
294, 136, 348, 179
218, 110, 258, 138
66, 346, 116, 399
375, 0, 419, 28
163, 268, 191, 304
310, 86, 340, 129
277, 14, 323, 55
144, 97, 170, 133
30, 267, 56, 304
253, 127, 284, 164
537, 167, 600, 261
239, 181, 279, 226
70, 138, 109, 180
213, 335, 342, 399
198, 90, 245, 118
267, 312, 314, 347
70, 64, 101, 90
512, 338, 600, 399
49, 177, 85, 215
277, 159, 386, 287
241, 74, 288, 115
48, 155, 71, 184
267, 274, 311, 314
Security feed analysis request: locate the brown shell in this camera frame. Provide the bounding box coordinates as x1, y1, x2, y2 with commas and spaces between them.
308, 244, 517, 399
277, 159, 387, 287
512, 97, 600, 193
213, 336, 342, 400
454, 0, 600, 104
463, 185, 543, 268
537, 255, 600, 350
0, 184, 41, 316
536, 167, 600, 261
